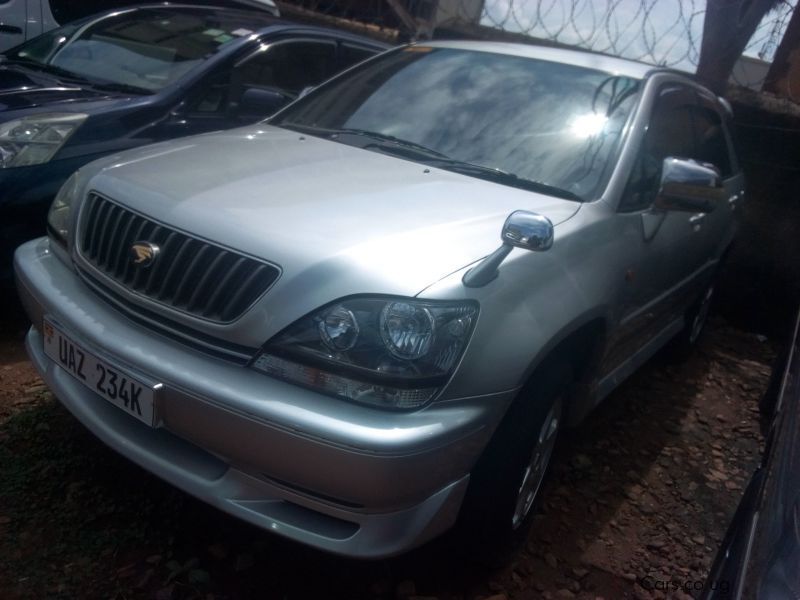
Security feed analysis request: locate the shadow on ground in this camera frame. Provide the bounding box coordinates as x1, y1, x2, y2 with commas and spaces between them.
0, 308, 772, 599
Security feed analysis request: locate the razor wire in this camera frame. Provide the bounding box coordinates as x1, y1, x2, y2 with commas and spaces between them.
480, 0, 796, 72
281, 0, 796, 86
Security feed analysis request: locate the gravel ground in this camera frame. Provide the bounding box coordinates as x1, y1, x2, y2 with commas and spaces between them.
0, 305, 774, 600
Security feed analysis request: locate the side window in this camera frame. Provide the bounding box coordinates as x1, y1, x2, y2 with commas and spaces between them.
49, 0, 132, 24
691, 102, 734, 177
338, 44, 377, 70
187, 40, 338, 117
620, 85, 697, 212
188, 71, 230, 114
236, 40, 338, 97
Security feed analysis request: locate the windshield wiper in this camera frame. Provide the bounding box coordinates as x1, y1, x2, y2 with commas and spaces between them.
426, 159, 584, 202
3, 58, 151, 95
332, 128, 451, 158
89, 81, 152, 95
281, 124, 450, 158
3, 58, 89, 83
281, 123, 583, 202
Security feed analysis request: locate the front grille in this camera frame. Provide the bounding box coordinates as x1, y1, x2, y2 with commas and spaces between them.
79, 193, 280, 322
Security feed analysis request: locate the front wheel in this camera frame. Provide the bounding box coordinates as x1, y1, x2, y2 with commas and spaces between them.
457, 361, 571, 564
511, 398, 562, 530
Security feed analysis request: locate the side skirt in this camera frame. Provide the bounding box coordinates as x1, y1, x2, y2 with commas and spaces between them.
568, 317, 684, 425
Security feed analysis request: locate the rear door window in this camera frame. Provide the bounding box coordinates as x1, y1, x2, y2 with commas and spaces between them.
691, 97, 737, 177
338, 44, 378, 70
187, 39, 339, 117
236, 39, 338, 97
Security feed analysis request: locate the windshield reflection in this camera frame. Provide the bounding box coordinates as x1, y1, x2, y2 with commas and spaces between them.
274, 47, 640, 201
6, 7, 261, 92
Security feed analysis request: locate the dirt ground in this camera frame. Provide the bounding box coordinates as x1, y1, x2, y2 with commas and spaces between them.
0, 300, 775, 600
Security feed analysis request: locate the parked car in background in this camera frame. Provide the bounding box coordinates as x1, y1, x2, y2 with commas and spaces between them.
15, 42, 743, 559
0, 3, 388, 282
702, 308, 800, 600
0, 0, 280, 52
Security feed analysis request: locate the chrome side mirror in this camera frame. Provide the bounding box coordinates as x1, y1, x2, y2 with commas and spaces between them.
502, 210, 554, 251
654, 157, 725, 214
463, 210, 554, 287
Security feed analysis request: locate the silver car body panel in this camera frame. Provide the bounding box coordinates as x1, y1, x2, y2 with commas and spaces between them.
67, 127, 581, 351
16, 239, 513, 557
15, 42, 743, 557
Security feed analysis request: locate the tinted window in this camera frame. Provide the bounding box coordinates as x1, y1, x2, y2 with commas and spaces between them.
8, 8, 268, 91
274, 47, 641, 200
339, 44, 377, 69
47, 0, 279, 25
238, 40, 338, 95
189, 40, 339, 115
692, 104, 733, 176
620, 85, 696, 211
48, 0, 134, 24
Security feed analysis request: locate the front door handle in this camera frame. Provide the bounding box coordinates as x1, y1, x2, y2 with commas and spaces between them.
689, 213, 705, 231
728, 192, 742, 209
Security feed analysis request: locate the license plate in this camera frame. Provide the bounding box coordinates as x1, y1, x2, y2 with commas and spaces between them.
43, 318, 158, 427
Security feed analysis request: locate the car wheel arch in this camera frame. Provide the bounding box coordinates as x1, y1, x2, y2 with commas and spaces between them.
510, 311, 609, 424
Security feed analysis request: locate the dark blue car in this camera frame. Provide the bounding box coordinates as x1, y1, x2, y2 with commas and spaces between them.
702, 307, 800, 599
0, 3, 388, 281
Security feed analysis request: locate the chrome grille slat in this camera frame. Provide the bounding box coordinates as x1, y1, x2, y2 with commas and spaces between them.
144, 231, 179, 295
103, 209, 131, 271
81, 196, 102, 258
110, 212, 140, 277
126, 220, 157, 286
121, 217, 149, 284
97, 204, 122, 270
172, 243, 212, 307
223, 264, 272, 322
79, 194, 279, 322
88, 198, 111, 258
158, 237, 196, 302
186, 249, 228, 312
204, 256, 248, 319
130, 224, 163, 291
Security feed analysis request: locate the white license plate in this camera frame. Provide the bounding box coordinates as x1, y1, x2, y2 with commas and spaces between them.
43, 318, 158, 427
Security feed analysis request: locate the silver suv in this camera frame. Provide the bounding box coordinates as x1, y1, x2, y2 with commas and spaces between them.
15, 41, 742, 559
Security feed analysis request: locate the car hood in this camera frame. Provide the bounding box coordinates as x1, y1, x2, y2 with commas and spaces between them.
0, 64, 121, 112
85, 125, 581, 297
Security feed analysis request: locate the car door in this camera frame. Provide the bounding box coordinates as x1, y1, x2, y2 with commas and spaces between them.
0, 0, 27, 52
690, 92, 744, 265
601, 83, 709, 372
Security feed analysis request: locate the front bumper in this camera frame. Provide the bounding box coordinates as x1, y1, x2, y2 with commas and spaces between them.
15, 237, 512, 558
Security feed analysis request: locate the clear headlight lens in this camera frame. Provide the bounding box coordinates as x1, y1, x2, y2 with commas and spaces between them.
0, 113, 87, 168
252, 297, 479, 409
47, 171, 80, 246
318, 305, 360, 351
380, 301, 435, 359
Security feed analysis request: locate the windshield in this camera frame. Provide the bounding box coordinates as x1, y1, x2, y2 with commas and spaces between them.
5, 8, 260, 92
273, 47, 641, 200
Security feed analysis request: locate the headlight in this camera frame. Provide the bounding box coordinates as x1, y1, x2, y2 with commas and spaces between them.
47, 171, 80, 246
0, 113, 87, 168
252, 297, 478, 409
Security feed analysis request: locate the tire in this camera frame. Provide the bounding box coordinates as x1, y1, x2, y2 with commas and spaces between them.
667, 281, 715, 361
456, 360, 572, 565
